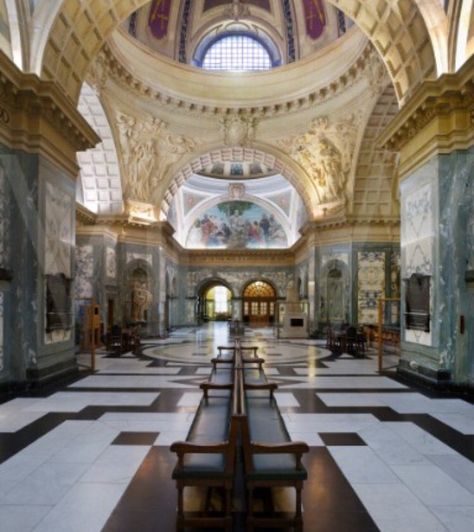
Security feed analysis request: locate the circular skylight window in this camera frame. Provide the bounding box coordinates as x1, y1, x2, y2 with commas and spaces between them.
201, 34, 273, 72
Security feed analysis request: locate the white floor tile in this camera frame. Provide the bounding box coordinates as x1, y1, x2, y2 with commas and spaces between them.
0, 505, 51, 532
384, 422, 457, 456
329, 446, 400, 484
274, 393, 300, 407
32, 482, 127, 532
352, 483, 447, 532
80, 445, 149, 484
391, 464, 474, 506
428, 454, 474, 495
430, 506, 474, 532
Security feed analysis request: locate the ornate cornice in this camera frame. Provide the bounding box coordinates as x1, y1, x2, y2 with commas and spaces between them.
379, 54, 474, 178
76, 203, 97, 226
0, 51, 99, 175
93, 39, 381, 118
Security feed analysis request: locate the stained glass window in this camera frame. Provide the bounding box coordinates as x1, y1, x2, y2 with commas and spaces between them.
202, 35, 272, 72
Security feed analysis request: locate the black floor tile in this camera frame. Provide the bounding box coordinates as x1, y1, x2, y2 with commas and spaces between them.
112, 432, 159, 446
319, 433, 367, 446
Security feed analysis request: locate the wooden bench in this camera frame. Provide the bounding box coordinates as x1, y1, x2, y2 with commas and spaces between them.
239, 365, 309, 531
170, 366, 241, 531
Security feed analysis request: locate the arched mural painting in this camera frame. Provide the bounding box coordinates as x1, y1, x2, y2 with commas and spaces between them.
186, 201, 288, 249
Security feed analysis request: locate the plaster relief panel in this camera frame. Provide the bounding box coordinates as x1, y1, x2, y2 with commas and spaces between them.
106, 247, 117, 279
278, 114, 362, 205
116, 111, 197, 202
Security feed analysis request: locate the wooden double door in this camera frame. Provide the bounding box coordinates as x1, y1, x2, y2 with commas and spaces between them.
243, 299, 275, 325
242, 281, 276, 326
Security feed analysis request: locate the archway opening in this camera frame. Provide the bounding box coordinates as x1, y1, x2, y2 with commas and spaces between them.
243, 281, 276, 326
198, 283, 232, 322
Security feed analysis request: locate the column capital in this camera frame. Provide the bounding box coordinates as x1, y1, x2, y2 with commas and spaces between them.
0, 51, 99, 176
379, 55, 474, 179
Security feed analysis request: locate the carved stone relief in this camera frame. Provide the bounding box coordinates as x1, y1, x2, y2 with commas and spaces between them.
116, 111, 196, 202
220, 115, 258, 147
278, 114, 362, 204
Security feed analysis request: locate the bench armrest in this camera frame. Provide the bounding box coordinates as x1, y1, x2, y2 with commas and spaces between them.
250, 441, 309, 455
200, 382, 232, 398
248, 441, 309, 471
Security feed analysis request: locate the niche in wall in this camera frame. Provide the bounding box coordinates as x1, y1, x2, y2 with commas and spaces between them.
405, 273, 430, 332
45, 274, 72, 332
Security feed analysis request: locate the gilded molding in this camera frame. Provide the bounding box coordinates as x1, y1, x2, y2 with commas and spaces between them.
379, 55, 474, 178
93, 41, 381, 118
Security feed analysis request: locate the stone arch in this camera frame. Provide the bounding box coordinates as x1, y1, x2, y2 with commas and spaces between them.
160, 146, 314, 220
77, 83, 124, 214
453, 0, 474, 69
38, 1, 436, 104
1, 0, 27, 68
196, 277, 235, 299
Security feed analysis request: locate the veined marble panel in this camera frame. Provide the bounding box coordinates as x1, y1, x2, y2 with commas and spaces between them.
44, 182, 73, 277
401, 182, 433, 277
358, 252, 385, 324
0, 162, 9, 268
0, 291, 4, 372
75, 245, 94, 299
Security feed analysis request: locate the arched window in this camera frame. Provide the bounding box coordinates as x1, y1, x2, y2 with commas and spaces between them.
200, 34, 274, 72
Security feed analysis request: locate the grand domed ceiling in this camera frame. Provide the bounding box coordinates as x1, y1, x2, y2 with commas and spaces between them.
125, 0, 354, 67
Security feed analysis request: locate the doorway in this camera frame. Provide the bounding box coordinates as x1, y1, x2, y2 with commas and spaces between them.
198, 283, 232, 322
243, 281, 276, 326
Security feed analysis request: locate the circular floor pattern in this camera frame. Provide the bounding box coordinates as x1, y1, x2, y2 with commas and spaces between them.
142, 325, 331, 366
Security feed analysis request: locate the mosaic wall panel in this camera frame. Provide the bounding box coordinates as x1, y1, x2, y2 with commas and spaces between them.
186, 201, 287, 249
186, 268, 292, 298
44, 182, 73, 277
357, 251, 385, 324
75, 245, 94, 299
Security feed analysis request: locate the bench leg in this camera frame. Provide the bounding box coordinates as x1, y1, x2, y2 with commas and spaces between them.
246, 488, 254, 532
176, 484, 184, 530
295, 486, 303, 532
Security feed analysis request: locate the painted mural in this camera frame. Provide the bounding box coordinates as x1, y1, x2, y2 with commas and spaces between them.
148, 0, 171, 39
186, 201, 288, 249
303, 0, 326, 40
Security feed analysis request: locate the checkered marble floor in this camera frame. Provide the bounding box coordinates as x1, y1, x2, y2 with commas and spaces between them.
0, 322, 473, 531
